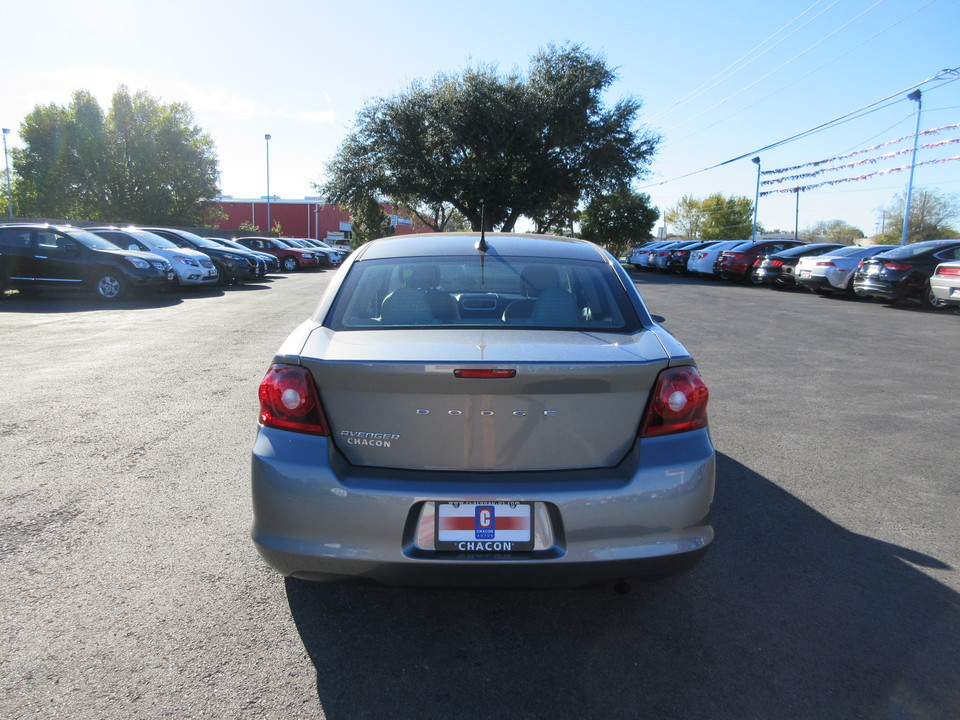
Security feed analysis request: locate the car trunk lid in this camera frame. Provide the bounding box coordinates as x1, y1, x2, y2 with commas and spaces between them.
295, 327, 670, 472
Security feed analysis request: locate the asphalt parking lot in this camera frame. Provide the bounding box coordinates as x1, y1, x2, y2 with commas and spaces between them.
1, 270, 957, 720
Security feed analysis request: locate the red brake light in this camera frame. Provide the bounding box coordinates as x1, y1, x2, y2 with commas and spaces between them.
728, 253, 744, 260
770, 259, 784, 267
883, 262, 913, 271
815, 261, 836, 267
454, 368, 517, 379
639, 366, 709, 438
258, 363, 329, 435
936, 266, 960, 277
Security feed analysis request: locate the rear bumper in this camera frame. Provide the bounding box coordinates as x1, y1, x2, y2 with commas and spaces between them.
251, 427, 715, 588
930, 276, 960, 306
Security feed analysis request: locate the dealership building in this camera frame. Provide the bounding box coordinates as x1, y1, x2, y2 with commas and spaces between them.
203, 196, 430, 245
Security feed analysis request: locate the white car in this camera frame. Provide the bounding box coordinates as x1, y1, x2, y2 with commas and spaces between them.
930, 260, 960, 307
687, 240, 749, 277
88, 227, 219, 286
794, 245, 893, 297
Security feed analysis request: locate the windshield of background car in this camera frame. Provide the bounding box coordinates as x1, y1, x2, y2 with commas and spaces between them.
272, 239, 293, 248
325, 255, 641, 332
132, 231, 179, 249
877, 242, 951, 259
67, 229, 126, 250
190, 237, 225, 249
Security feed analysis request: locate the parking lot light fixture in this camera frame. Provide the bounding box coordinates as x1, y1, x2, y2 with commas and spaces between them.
265, 133, 272, 233
751, 156, 761, 241
900, 90, 922, 247
2, 128, 12, 218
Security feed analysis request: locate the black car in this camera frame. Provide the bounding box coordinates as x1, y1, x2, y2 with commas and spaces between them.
751, 243, 846, 287
852, 239, 960, 309
0, 224, 175, 300
142, 227, 259, 285
206, 238, 280, 274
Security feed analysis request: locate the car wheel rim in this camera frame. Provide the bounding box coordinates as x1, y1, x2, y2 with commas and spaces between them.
283, 258, 297, 271
98, 276, 121, 298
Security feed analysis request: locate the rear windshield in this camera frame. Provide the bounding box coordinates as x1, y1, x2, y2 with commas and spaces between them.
326, 255, 641, 332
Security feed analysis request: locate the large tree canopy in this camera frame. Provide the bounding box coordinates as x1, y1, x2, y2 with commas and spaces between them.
321, 44, 659, 232
13, 86, 219, 225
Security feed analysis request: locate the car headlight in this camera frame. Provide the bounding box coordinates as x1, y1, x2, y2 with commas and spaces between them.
173, 255, 200, 267
224, 254, 245, 262
124, 257, 151, 269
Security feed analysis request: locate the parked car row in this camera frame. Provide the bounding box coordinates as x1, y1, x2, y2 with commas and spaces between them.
0, 223, 347, 301
628, 238, 960, 310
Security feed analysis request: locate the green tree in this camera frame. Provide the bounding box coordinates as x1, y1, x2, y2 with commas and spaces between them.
875, 187, 959, 244
13, 86, 219, 225
699, 193, 754, 240
801, 219, 864, 244
343, 195, 395, 246
664, 195, 706, 239
579, 190, 659, 257
321, 44, 659, 232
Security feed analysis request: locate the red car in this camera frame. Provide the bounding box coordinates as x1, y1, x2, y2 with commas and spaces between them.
714, 239, 805, 281
235, 237, 322, 272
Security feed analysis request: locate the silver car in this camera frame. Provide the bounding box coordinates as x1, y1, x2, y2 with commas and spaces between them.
794, 245, 892, 297
251, 233, 715, 588
930, 260, 960, 307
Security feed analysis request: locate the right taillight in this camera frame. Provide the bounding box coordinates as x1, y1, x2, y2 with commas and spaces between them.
639, 366, 709, 438
258, 363, 330, 435
936, 266, 960, 277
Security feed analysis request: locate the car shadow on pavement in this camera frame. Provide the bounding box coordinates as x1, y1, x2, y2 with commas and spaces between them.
0, 289, 190, 312
285, 452, 959, 720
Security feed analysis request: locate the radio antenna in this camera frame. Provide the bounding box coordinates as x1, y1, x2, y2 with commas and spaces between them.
477, 203, 488, 253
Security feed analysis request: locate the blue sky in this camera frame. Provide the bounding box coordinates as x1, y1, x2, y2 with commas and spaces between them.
2, 0, 958, 236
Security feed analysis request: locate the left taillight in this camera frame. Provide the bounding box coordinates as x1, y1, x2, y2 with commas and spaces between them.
258, 363, 329, 435
639, 366, 709, 438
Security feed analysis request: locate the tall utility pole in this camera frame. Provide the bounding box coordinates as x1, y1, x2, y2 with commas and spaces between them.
2, 128, 12, 218
751, 157, 761, 241
265, 134, 272, 233
900, 90, 922, 246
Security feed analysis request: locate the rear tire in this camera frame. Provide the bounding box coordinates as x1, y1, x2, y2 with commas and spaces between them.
922, 281, 948, 310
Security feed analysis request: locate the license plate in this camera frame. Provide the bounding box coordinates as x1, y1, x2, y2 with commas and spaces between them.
799, 269, 811, 278
435, 501, 534, 551
207, 269, 217, 277
951, 288, 960, 298
867, 265, 881, 275
166, 271, 175, 280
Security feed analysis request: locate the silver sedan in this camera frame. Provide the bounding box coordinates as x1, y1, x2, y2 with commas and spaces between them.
251, 233, 715, 588
930, 261, 960, 307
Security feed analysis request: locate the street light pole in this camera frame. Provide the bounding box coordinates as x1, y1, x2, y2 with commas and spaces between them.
264, 133, 272, 234
794, 188, 800, 241
2, 128, 13, 218
900, 90, 922, 246
751, 156, 761, 241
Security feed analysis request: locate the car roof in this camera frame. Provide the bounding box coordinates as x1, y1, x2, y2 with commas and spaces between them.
355, 232, 608, 262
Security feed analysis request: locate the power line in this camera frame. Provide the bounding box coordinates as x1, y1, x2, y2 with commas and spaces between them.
659, 0, 940, 150
639, 67, 960, 190
648, 0, 840, 124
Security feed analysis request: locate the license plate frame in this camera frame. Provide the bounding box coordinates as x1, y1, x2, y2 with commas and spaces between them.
435, 501, 534, 552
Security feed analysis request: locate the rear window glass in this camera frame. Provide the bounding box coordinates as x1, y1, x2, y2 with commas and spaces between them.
325, 255, 641, 331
